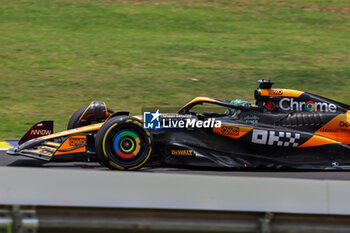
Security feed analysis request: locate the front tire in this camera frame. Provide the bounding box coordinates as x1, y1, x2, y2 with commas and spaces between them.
95, 116, 152, 170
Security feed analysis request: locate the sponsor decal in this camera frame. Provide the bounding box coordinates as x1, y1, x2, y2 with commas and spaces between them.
319, 128, 337, 133
340, 121, 350, 128
251, 129, 300, 147
69, 137, 86, 146
144, 110, 221, 129
268, 89, 283, 96
30, 130, 52, 136
304, 101, 315, 112
171, 150, 193, 156
162, 118, 221, 128
279, 98, 337, 112
243, 115, 259, 125
143, 110, 161, 129
221, 126, 239, 135
265, 101, 276, 111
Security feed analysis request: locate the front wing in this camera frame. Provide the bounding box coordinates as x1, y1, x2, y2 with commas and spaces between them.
7, 123, 104, 161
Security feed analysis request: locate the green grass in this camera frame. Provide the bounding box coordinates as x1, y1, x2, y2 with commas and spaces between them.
0, 0, 349, 138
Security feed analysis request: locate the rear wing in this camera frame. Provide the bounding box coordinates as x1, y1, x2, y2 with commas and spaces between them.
19, 121, 53, 145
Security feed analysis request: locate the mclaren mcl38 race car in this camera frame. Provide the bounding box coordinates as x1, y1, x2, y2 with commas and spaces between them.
7, 80, 350, 170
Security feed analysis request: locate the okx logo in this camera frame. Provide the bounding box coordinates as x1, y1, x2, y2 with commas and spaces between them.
143, 110, 161, 129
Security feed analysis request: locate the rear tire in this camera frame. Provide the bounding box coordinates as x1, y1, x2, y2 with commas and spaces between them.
95, 116, 152, 170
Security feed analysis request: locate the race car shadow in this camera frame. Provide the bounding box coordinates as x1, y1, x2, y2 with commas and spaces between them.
6, 158, 350, 179
8, 159, 47, 167
140, 163, 350, 173
7, 159, 105, 169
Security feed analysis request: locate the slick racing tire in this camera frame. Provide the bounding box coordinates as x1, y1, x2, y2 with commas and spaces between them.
67, 106, 113, 130
95, 116, 152, 170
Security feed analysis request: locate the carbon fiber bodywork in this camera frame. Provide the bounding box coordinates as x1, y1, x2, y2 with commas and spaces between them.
153, 117, 350, 170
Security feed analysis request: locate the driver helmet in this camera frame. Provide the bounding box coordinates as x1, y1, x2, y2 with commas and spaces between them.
226, 99, 250, 115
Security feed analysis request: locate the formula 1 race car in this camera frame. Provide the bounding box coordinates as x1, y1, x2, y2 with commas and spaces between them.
7, 80, 350, 170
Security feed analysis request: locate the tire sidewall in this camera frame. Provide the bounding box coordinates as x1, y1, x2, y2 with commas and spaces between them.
67, 106, 88, 130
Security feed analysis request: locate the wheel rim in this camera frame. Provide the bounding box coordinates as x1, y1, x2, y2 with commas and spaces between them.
113, 130, 141, 159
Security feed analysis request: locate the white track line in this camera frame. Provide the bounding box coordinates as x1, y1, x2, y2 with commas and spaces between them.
0, 148, 10, 151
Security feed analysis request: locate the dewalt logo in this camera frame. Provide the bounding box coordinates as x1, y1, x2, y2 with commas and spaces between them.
171, 150, 193, 156
69, 137, 86, 146
340, 121, 350, 128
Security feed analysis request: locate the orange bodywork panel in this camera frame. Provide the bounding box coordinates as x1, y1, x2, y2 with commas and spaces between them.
314, 111, 350, 145
185, 97, 216, 105
179, 97, 216, 111
41, 123, 103, 140
54, 135, 87, 156
259, 89, 304, 98
298, 135, 340, 148
298, 111, 350, 147
213, 125, 253, 139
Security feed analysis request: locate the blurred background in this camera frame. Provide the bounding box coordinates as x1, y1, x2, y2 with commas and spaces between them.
0, 0, 349, 138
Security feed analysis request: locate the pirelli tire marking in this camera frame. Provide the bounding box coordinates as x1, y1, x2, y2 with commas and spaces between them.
252, 130, 300, 147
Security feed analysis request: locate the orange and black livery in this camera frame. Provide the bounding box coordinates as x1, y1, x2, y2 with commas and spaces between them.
7, 80, 350, 170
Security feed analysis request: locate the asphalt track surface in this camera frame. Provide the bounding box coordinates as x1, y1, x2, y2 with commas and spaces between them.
2, 151, 350, 180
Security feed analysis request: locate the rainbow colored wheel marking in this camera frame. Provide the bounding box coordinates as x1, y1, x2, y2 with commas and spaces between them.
120, 137, 135, 153
114, 131, 141, 159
